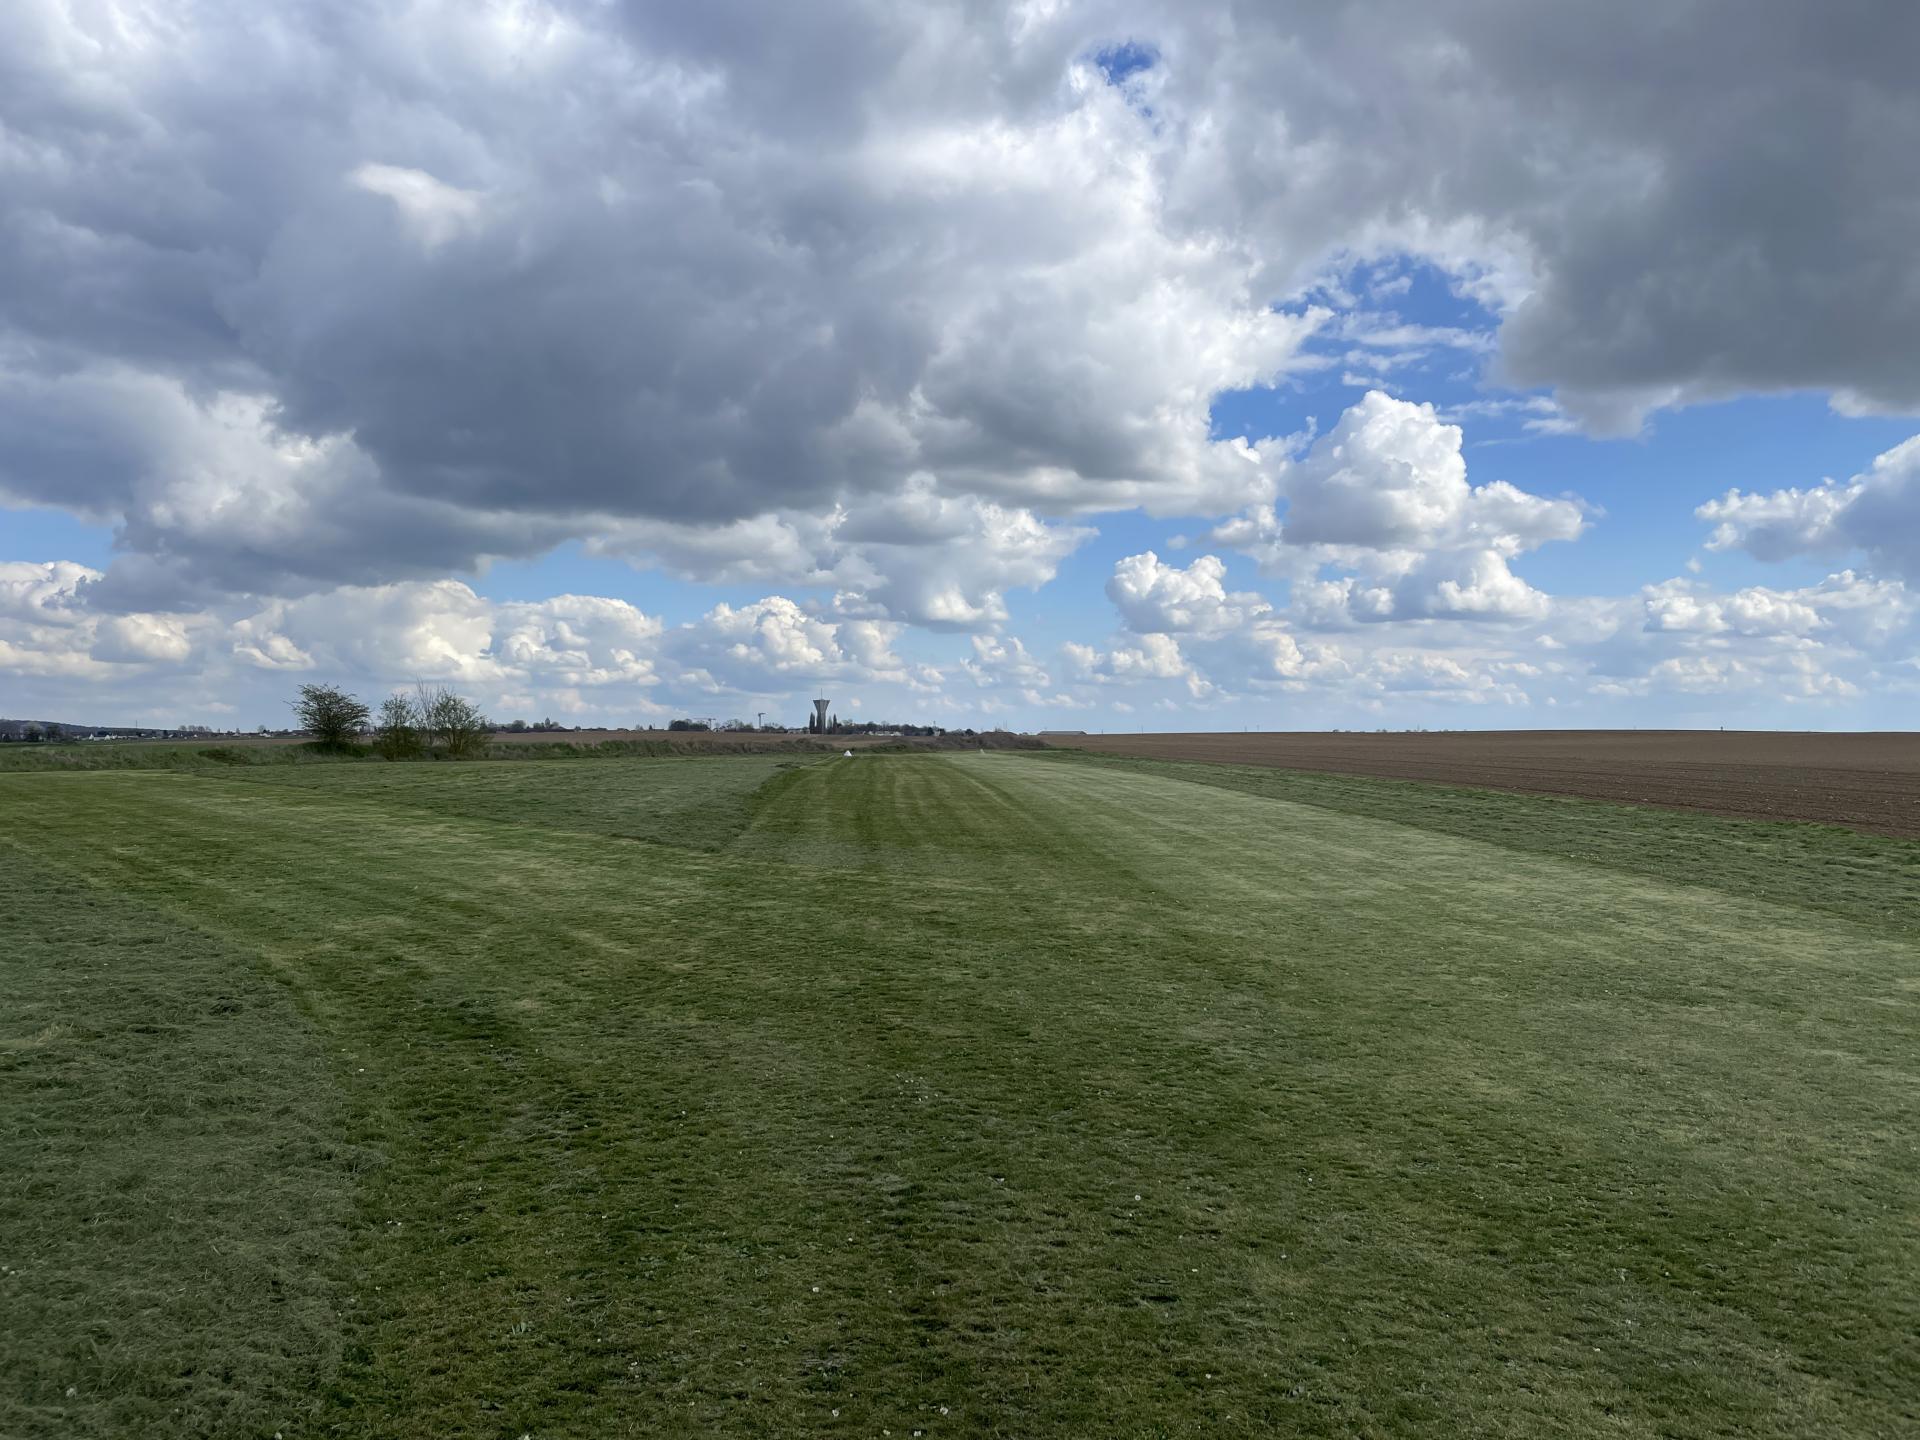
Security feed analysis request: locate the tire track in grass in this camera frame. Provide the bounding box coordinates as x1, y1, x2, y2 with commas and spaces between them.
3, 761, 1915, 1436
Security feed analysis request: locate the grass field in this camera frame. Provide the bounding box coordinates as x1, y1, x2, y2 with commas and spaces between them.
3, 750, 1915, 1437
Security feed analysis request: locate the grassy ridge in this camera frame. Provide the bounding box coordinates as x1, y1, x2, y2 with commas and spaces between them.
0, 741, 349, 773
0, 732, 1039, 776
0, 737, 813, 774
1, 754, 1914, 1436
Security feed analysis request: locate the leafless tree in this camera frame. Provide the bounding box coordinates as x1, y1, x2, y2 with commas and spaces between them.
372, 692, 424, 760
415, 684, 491, 760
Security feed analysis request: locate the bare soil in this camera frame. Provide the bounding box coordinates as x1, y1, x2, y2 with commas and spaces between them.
1050, 730, 1920, 836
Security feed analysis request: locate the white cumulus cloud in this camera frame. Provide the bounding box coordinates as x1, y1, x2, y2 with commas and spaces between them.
1211, 391, 1584, 625
1697, 434, 1920, 582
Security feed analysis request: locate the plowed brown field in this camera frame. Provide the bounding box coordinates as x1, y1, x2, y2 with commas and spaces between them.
1048, 729, 1920, 836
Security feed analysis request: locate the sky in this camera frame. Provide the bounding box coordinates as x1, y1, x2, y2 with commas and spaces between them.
3, 1, 1918, 733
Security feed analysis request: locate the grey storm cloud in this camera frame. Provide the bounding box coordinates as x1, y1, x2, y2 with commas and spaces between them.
3, 0, 1918, 607
1136, 0, 1920, 428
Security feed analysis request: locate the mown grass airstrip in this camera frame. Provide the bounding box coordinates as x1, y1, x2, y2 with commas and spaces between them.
3, 750, 1914, 1437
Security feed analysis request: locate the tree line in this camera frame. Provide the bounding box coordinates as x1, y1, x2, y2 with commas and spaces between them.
663, 717, 954, 736
293, 683, 491, 760
294, 686, 972, 755
1, 724, 62, 743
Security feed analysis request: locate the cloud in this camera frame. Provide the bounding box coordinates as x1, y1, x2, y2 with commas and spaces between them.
92, 614, 194, 665
1278, 392, 1583, 554
1079, 551, 1916, 714
664, 597, 942, 698
0, 566, 954, 723
1211, 391, 1583, 624
6, 2, 1920, 731
1105, 552, 1268, 636
672, 596, 878, 690
8, 0, 1910, 620
1697, 434, 1920, 582
1096, 550, 1324, 696
1161, 1, 1920, 431
0, 560, 95, 625
1567, 569, 1916, 703
1632, 652, 1860, 702
1641, 581, 1823, 638
595, 481, 1092, 631
348, 165, 487, 250
0, 561, 205, 681
0, 0, 1321, 612
1103, 633, 1210, 696
0, 362, 574, 611
962, 633, 1052, 690
6, 546, 1913, 728
832, 485, 1094, 629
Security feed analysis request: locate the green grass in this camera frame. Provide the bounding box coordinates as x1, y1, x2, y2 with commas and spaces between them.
1, 848, 355, 1437
220, 753, 802, 851
0, 741, 343, 773
0, 731, 1023, 777
1039, 747, 1920, 940
2, 753, 1915, 1437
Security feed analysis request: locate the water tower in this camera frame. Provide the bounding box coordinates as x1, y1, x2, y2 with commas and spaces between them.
812, 696, 830, 734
